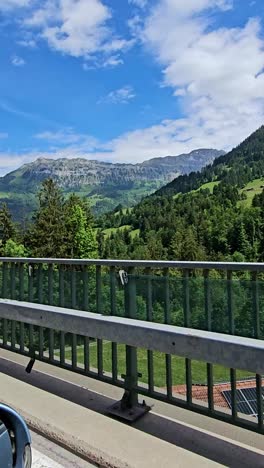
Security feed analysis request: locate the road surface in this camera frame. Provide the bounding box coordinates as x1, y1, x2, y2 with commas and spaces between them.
32, 431, 93, 467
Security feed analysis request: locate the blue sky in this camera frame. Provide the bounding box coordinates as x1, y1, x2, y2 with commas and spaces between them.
0, 0, 264, 175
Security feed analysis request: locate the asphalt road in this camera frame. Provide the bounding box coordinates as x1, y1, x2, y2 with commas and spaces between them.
31, 431, 94, 467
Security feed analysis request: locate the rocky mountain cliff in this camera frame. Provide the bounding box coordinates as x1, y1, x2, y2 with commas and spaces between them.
0, 148, 224, 220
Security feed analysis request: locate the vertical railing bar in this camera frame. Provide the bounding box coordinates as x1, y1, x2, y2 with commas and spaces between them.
183, 269, 192, 405
2, 262, 8, 345
10, 262, 16, 347
72, 333, 77, 369
48, 264, 54, 305
28, 264, 33, 302
49, 327, 55, 362
60, 331, 65, 365
227, 270, 235, 335
228, 270, 237, 420
256, 374, 263, 431
59, 265, 65, 308
10, 262, 15, 300
83, 266, 89, 311
28, 264, 34, 356
29, 323, 34, 354
11, 320, 16, 349
37, 263, 44, 359
59, 265, 65, 365
204, 269, 214, 412
230, 368, 237, 421
124, 267, 138, 406
39, 326, 44, 359
19, 263, 24, 354
164, 268, 172, 399
11, 320, 17, 349
146, 268, 154, 394
71, 266, 77, 309
252, 271, 260, 339
96, 265, 103, 377
19, 322, 25, 352
48, 264, 54, 361
71, 265, 77, 366
84, 336, 90, 373
1, 262, 8, 298
110, 266, 118, 383
19, 263, 24, 301
37, 264, 43, 304
3, 318, 7, 346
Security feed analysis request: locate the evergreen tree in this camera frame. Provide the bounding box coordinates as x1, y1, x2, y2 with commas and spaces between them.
64, 198, 98, 258
25, 179, 66, 257
0, 203, 16, 247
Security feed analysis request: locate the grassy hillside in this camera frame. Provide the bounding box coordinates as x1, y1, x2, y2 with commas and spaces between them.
98, 126, 264, 263
239, 178, 264, 207
156, 126, 264, 198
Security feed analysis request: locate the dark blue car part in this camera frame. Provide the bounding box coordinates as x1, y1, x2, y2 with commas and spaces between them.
0, 404, 31, 467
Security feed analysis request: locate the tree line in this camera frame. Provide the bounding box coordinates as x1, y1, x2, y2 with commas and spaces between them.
0, 179, 97, 259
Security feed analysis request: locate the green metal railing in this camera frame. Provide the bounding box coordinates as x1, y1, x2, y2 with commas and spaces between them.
0, 258, 263, 431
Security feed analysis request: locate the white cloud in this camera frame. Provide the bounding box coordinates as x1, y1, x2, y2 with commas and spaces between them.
0, 100, 35, 119
98, 112, 262, 163
101, 55, 124, 68
34, 128, 97, 146
11, 55, 26, 66
99, 85, 136, 104
35, 130, 81, 144
23, 0, 132, 63
17, 39, 36, 48
128, 0, 148, 7
133, 0, 264, 156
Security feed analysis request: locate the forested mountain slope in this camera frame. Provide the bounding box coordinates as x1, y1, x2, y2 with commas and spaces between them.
156, 126, 264, 197
98, 126, 264, 262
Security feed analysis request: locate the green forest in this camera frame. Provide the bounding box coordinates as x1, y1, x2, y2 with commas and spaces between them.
97, 126, 264, 263
0, 125, 264, 263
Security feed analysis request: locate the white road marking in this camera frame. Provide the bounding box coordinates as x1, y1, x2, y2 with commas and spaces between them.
32, 448, 63, 468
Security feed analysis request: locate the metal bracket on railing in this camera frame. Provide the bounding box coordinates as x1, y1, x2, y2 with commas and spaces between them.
25, 357, 35, 374
25, 347, 36, 374
119, 270, 128, 286
108, 373, 151, 422
28, 265, 33, 277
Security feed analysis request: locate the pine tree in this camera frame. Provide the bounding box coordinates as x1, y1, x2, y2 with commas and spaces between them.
64, 201, 98, 259
26, 179, 66, 258
0, 203, 16, 253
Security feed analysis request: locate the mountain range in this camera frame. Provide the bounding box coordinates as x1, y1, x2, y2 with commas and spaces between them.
99, 125, 264, 263
0, 148, 223, 221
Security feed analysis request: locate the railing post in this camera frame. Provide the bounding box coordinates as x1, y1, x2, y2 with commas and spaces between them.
108, 267, 150, 421
124, 268, 138, 407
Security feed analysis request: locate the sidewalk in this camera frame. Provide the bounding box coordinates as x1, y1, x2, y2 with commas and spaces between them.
0, 372, 221, 468
0, 349, 264, 467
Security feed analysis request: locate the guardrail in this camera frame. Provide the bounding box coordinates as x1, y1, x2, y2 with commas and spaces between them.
0, 299, 263, 432
0, 258, 263, 339
0, 258, 263, 431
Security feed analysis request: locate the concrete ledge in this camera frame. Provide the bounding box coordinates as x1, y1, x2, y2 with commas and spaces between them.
1, 349, 264, 467
0, 372, 224, 468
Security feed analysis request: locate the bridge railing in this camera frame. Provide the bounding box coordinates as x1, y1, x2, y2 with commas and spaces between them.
0, 258, 263, 430
0, 258, 263, 338
0, 298, 263, 433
